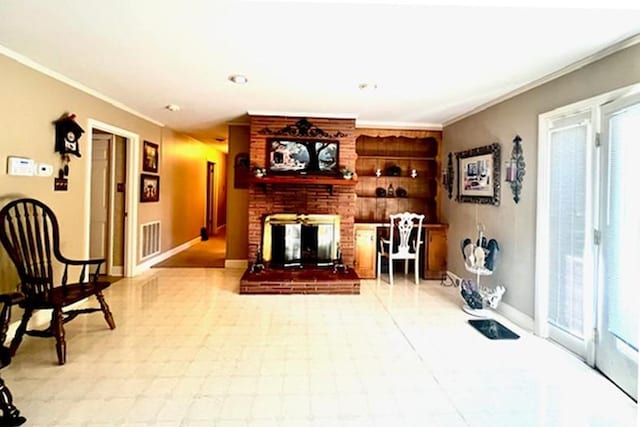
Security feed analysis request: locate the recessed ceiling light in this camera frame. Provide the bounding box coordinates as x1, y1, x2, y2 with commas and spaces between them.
165, 104, 181, 112
229, 74, 248, 84
358, 83, 378, 90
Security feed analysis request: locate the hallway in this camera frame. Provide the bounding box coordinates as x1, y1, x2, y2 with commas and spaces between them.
152, 229, 226, 268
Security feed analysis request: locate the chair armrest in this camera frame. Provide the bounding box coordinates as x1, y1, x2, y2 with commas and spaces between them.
379, 238, 391, 254
58, 256, 106, 266
57, 256, 105, 285
0, 292, 24, 306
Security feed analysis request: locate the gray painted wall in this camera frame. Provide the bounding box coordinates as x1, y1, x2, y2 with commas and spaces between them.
442, 42, 640, 318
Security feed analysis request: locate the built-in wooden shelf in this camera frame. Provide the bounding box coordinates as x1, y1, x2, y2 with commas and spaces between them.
357, 155, 434, 160
249, 175, 357, 195
355, 195, 432, 201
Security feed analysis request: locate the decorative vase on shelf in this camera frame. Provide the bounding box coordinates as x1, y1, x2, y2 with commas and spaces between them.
341, 167, 354, 180
387, 184, 395, 197
386, 165, 401, 176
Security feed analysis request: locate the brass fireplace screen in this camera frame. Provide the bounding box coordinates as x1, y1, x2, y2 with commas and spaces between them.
262, 214, 340, 267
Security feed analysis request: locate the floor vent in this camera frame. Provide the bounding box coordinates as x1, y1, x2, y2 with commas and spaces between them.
141, 221, 161, 259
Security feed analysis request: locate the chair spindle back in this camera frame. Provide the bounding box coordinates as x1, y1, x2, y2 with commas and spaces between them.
0, 199, 59, 299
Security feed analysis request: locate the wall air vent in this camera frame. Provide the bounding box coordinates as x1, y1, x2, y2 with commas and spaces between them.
141, 221, 160, 259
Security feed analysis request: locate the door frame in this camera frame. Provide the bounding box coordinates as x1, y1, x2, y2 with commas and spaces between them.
595, 92, 640, 400
206, 161, 216, 236
535, 83, 640, 364
84, 119, 140, 277
89, 133, 116, 274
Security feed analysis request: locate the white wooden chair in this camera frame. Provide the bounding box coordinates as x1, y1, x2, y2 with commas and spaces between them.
377, 212, 424, 285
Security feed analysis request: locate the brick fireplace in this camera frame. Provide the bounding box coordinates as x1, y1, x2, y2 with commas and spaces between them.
242, 115, 359, 294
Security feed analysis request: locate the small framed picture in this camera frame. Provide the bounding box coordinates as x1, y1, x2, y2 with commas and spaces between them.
140, 174, 160, 203
142, 140, 159, 173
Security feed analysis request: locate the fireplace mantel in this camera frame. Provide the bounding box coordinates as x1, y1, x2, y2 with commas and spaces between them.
250, 175, 357, 195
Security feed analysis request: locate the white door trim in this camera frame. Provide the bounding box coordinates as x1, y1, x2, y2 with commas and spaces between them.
534, 83, 640, 341
107, 137, 117, 275
85, 119, 140, 277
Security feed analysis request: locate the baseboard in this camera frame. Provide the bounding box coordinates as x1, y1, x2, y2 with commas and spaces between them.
133, 236, 201, 275
225, 259, 248, 269
109, 266, 124, 276
495, 301, 534, 332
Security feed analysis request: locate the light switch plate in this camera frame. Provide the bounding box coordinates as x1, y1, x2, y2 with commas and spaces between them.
36, 163, 54, 177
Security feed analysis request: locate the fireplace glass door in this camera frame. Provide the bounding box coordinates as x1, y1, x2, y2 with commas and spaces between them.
271, 223, 335, 267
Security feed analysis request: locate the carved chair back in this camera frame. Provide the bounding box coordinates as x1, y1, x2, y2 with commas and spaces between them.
389, 212, 424, 258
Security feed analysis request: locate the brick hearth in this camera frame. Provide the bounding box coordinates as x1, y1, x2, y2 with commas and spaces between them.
240, 268, 360, 295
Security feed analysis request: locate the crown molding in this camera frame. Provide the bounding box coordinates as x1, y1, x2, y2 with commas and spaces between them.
0, 44, 165, 127
443, 32, 640, 127
247, 110, 358, 120
356, 120, 442, 130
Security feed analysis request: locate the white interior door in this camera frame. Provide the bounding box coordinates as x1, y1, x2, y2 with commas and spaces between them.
90, 134, 112, 263
596, 94, 639, 400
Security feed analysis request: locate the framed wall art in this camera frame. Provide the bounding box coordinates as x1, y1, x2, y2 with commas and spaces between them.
455, 143, 501, 206
140, 173, 160, 202
142, 140, 159, 173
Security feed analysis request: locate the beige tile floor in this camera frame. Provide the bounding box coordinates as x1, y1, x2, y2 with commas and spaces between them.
3, 268, 636, 426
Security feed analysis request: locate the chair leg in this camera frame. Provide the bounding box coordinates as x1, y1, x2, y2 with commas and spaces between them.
0, 377, 26, 426
404, 260, 409, 275
9, 309, 32, 357
388, 259, 393, 286
376, 253, 381, 278
414, 260, 420, 285
95, 292, 116, 330
51, 308, 66, 365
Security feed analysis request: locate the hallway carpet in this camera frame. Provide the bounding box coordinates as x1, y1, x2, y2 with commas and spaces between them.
152, 232, 226, 268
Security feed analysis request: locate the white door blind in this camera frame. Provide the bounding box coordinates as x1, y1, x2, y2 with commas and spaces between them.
603, 103, 640, 351
547, 113, 591, 339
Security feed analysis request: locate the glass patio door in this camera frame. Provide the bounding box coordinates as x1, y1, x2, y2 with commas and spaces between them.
543, 111, 597, 360
596, 94, 639, 400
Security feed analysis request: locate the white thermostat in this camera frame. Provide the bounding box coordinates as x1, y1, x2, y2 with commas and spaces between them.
7, 156, 35, 176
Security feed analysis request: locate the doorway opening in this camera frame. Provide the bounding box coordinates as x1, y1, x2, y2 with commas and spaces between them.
85, 119, 140, 278
89, 130, 127, 277
205, 160, 226, 265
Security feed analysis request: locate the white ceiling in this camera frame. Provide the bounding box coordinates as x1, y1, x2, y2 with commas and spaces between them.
1, 1, 639, 151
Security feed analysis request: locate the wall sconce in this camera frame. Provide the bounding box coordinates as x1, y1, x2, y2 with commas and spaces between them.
505, 135, 525, 203
442, 153, 454, 199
